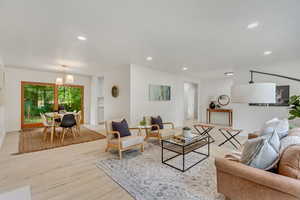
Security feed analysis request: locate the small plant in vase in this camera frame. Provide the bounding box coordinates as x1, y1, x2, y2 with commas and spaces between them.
139, 118, 147, 126
289, 95, 300, 126
183, 127, 192, 138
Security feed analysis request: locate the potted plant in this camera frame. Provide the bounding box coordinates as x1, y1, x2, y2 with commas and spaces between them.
183, 127, 192, 138
139, 118, 147, 126
289, 95, 300, 127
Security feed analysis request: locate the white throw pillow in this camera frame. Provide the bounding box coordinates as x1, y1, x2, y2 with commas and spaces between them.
261, 118, 289, 139
241, 130, 281, 170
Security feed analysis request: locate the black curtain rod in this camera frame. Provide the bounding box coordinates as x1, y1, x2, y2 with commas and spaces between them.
249, 70, 300, 83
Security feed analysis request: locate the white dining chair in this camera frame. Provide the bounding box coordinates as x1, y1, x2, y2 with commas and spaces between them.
40, 113, 53, 141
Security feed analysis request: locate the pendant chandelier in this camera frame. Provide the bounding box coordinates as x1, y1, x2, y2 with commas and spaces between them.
56, 65, 74, 85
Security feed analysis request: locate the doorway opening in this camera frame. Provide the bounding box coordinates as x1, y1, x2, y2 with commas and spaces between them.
184, 82, 199, 122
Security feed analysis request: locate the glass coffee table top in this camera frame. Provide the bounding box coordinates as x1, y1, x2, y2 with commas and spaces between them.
163, 132, 210, 146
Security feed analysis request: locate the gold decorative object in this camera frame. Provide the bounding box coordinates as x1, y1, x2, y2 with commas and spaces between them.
111, 85, 119, 98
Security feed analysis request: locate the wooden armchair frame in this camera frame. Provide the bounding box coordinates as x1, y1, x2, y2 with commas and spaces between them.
147, 122, 175, 141
105, 127, 144, 159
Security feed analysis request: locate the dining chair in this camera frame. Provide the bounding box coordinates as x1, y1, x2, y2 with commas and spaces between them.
76, 110, 82, 135
40, 113, 54, 141
60, 114, 77, 143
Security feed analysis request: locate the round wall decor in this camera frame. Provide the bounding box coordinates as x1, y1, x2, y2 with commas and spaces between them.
218, 95, 230, 106
111, 85, 119, 98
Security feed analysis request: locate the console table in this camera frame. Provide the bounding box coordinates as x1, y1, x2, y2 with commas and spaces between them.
206, 109, 233, 127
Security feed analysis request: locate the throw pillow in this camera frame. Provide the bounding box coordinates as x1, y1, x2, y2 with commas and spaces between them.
261, 118, 289, 139
112, 119, 131, 138
151, 116, 164, 131
241, 130, 281, 170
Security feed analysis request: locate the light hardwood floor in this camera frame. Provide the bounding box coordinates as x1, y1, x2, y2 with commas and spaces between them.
0, 127, 246, 200
0, 130, 133, 200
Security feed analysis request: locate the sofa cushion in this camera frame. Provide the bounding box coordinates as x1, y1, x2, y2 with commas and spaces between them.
289, 128, 300, 137
241, 130, 280, 170
278, 145, 300, 179
261, 118, 289, 139
112, 119, 131, 137
151, 116, 164, 130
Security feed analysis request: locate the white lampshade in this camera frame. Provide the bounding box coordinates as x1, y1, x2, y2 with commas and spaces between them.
65, 74, 74, 84
55, 77, 63, 85
231, 83, 276, 104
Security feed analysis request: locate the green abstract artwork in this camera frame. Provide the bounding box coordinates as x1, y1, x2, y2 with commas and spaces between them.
149, 85, 171, 101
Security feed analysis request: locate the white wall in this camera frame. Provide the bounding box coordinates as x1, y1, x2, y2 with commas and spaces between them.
0, 58, 5, 147
0, 105, 4, 147
4, 67, 91, 132
90, 76, 99, 125
199, 78, 233, 125
232, 60, 300, 133
103, 66, 131, 122
130, 64, 201, 126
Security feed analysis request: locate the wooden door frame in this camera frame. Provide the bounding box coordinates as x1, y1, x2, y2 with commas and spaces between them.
21, 81, 84, 129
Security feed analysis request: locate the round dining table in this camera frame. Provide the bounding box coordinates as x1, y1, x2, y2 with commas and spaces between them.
45, 112, 78, 144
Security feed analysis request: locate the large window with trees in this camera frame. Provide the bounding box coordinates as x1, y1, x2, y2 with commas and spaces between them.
21, 82, 84, 128
58, 85, 83, 113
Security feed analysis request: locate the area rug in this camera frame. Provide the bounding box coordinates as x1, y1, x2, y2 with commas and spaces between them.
17, 127, 106, 154
96, 143, 224, 200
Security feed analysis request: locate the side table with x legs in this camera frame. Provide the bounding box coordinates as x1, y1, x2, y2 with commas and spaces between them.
194, 123, 215, 143
218, 128, 242, 149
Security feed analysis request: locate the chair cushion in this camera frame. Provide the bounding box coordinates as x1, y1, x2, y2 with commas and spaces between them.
151, 116, 164, 130
278, 145, 300, 179
110, 135, 144, 148
60, 114, 77, 128
241, 130, 280, 170
112, 119, 131, 138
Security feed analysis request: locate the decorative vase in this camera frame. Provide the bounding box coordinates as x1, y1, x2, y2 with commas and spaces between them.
209, 101, 216, 109
183, 130, 192, 138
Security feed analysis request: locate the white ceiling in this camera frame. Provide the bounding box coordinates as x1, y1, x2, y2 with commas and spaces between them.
0, 0, 299, 76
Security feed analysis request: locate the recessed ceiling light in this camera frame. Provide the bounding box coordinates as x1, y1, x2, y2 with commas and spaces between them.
146, 56, 153, 61
264, 51, 272, 55
182, 67, 188, 71
247, 22, 259, 29
77, 36, 87, 41
224, 72, 234, 76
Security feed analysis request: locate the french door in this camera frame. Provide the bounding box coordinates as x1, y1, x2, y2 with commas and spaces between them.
21, 81, 84, 129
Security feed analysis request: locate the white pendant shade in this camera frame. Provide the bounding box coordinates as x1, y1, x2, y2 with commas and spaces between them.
65, 74, 74, 84
55, 77, 63, 85
231, 83, 276, 104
